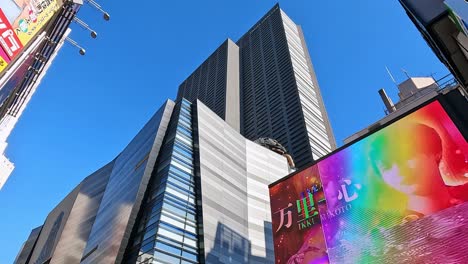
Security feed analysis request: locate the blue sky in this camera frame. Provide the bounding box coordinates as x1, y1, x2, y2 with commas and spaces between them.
0, 1, 449, 262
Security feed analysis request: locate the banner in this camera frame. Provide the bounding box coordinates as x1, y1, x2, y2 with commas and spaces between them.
8, 0, 60, 46
0, 47, 10, 72
0, 8, 23, 60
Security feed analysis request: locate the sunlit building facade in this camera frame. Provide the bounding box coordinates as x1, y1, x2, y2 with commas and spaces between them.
15, 99, 289, 264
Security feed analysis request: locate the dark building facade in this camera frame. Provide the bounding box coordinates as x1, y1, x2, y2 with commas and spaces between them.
399, 0, 468, 90
177, 4, 336, 169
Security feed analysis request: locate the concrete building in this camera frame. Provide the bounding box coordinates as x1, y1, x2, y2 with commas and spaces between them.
177, 4, 336, 170
15, 99, 289, 264
345, 75, 467, 144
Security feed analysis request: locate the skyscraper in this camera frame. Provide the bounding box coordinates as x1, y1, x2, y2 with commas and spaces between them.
15, 99, 289, 264
15, 4, 332, 263
177, 4, 336, 169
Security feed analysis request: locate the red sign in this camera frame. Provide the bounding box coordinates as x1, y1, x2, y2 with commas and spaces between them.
0, 8, 23, 60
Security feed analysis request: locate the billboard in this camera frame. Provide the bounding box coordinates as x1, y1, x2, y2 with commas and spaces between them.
2, 0, 59, 46
270, 100, 468, 263
270, 166, 329, 264
0, 0, 59, 74
0, 47, 10, 72
0, 8, 23, 60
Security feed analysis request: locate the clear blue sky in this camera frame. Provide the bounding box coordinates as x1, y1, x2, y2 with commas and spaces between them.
0, 1, 449, 262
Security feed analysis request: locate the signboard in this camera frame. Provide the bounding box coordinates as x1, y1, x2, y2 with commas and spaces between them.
0, 8, 23, 60
270, 165, 329, 264
0, 47, 10, 72
0, 0, 59, 74
270, 100, 468, 263
7, 0, 60, 47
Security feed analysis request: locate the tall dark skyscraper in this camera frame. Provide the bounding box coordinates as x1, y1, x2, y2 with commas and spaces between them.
178, 4, 336, 169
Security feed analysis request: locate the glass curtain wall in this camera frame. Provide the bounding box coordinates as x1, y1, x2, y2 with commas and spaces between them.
124, 100, 199, 264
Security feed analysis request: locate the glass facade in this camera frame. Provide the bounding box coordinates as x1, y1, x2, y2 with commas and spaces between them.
79, 101, 174, 264
124, 100, 199, 264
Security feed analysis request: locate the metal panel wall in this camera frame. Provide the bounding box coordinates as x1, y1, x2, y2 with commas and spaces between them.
80, 100, 174, 264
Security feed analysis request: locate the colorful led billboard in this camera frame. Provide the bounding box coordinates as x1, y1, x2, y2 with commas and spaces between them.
270, 166, 329, 264
270, 100, 468, 263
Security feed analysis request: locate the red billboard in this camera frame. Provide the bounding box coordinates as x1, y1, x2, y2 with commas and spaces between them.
270, 100, 468, 263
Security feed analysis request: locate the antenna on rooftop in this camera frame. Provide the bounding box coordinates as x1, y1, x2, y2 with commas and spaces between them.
385, 66, 397, 85
401, 68, 411, 79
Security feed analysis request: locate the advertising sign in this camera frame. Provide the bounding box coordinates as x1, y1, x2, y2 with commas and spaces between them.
0, 0, 59, 67
0, 8, 23, 60
270, 100, 468, 263
270, 165, 329, 264
0, 47, 10, 72
7, 0, 59, 47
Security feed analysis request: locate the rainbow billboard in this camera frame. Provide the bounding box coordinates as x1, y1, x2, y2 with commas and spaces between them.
270, 100, 468, 263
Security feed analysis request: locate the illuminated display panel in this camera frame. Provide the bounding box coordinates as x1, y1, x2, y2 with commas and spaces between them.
270, 165, 329, 263
270, 100, 468, 263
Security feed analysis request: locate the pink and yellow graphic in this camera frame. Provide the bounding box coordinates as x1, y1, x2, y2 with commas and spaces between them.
6, 0, 59, 46
0, 47, 10, 72
0, 8, 23, 60
270, 100, 468, 263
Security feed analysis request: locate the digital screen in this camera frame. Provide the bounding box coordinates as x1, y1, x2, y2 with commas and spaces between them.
270, 165, 329, 263
270, 100, 468, 263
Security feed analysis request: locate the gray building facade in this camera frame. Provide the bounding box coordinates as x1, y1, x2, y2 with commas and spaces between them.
177, 4, 336, 169
16, 99, 288, 264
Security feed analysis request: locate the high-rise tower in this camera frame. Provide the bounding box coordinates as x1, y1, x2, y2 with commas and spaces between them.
15, 4, 332, 264
177, 4, 336, 169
